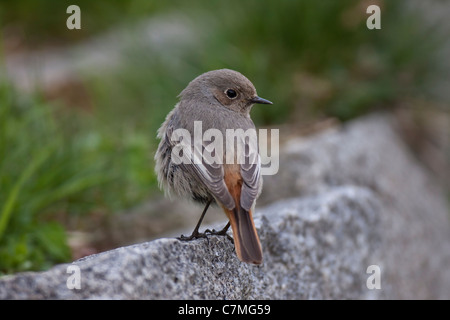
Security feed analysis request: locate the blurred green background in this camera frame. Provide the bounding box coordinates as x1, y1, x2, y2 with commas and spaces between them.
0, 0, 448, 273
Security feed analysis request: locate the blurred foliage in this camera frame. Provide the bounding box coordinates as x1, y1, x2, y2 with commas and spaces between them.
0, 0, 170, 46
0, 81, 157, 273
0, 83, 70, 272
86, 0, 445, 130
0, 0, 446, 273
1, 0, 444, 122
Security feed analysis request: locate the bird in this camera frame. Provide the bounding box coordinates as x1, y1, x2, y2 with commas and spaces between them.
154, 69, 272, 265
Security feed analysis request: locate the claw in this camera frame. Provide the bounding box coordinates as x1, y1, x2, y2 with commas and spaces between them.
177, 230, 208, 242
177, 221, 233, 244
204, 226, 234, 244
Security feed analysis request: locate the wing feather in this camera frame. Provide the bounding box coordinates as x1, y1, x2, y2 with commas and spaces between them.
166, 122, 235, 210
240, 136, 261, 211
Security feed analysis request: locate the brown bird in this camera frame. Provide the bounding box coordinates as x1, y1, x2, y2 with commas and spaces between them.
154, 69, 272, 265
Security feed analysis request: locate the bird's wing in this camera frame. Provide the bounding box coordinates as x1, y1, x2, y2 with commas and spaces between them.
239, 133, 262, 211
240, 152, 261, 211
165, 122, 236, 210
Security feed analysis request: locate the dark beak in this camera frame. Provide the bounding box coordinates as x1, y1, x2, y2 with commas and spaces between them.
250, 96, 273, 105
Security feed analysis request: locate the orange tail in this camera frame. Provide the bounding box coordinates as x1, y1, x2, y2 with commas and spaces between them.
225, 206, 262, 265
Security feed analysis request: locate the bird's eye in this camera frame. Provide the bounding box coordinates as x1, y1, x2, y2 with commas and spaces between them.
225, 89, 237, 99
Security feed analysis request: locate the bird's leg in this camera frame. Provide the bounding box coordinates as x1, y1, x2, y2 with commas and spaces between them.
205, 222, 234, 243
177, 199, 212, 241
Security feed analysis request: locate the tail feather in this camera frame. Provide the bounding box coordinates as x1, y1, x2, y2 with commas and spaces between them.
227, 207, 262, 265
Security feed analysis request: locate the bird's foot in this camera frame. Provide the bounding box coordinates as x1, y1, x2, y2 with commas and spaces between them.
204, 227, 234, 244
177, 230, 209, 242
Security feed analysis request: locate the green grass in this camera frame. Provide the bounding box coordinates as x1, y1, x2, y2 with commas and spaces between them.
0, 81, 157, 273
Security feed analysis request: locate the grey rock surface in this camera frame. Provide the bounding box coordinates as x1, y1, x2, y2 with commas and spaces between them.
0, 114, 449, 299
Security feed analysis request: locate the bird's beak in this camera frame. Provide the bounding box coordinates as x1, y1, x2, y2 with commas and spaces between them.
250, 96, 273, 105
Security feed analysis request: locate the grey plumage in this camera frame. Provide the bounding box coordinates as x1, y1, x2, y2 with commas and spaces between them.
155, 69, 263, 209
154, 69, 272, 264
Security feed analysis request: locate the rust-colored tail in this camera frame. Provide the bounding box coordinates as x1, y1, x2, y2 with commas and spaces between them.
225, 206, 262, 265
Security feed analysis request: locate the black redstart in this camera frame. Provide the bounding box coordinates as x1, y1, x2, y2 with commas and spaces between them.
154, 69, 272, 265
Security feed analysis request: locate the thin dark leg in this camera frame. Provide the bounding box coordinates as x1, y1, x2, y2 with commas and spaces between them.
177, 199, 212, 241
